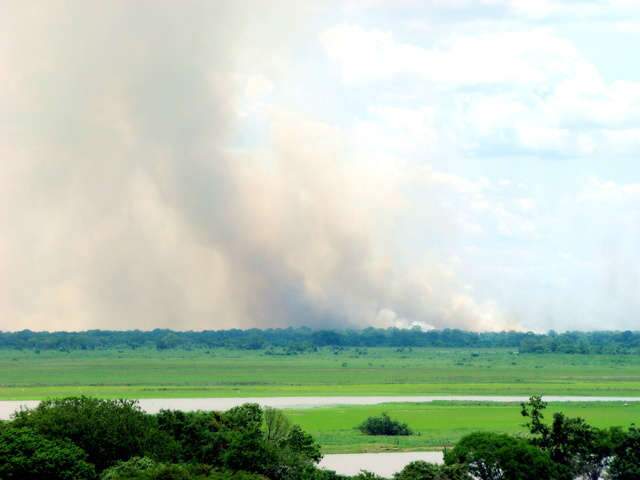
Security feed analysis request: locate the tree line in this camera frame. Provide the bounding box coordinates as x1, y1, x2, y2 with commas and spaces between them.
0, 328, 639, 354
1, 396, 639, 479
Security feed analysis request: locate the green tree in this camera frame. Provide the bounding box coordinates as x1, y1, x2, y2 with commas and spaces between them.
155, 333, 183, 350
206, 472, 270, 480
99, 457, 197, 480
608, 426, 640, 480
0, 426, 96, 480
350, 473, 386, 480
283, 425, 322, 463
156, 410, 222, 464
521, 396, 611, 479
12, 396, 158, 472
156, 404, 323, 479
220, 404, 276, 475
444, 432, 565, 480
264, 407, 292, 444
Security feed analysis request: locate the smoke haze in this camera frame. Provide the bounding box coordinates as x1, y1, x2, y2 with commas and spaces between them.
3, 1, 640, 332
0, 1, 511, 332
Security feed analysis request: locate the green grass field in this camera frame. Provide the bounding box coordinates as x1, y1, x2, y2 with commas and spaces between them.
283, 402, 640, 453
3, 348, 640, 454
2, 347, 640, 400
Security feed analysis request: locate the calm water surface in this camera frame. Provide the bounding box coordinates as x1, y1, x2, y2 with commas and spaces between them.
1, 395, 639, 420
319, 451, 443, 477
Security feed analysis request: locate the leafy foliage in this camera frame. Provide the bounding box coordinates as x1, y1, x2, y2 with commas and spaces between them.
155, 410, 223, 464
100, 457, 270, 479
358, 413, 413, 436
264, 407, 292, 444
3, 395, 640, 479
608, 426, 640, 480
12, 396, 158, 471
394, 461, 468, 480
521, 396, 613, 479
444, 431, 564, 480
0, 426, 96, 480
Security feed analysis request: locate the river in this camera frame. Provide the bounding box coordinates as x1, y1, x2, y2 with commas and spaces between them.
1, 395, 638, 420
319, 451, 444, 476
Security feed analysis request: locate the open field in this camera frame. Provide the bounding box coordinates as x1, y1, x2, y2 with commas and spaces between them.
2, 347, 640, 400
284, 401, 640, 453
3, 347, 640, 455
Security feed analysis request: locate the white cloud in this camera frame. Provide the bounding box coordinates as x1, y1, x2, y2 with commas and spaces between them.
578, 178, 640, 203
613, 20, 640, 32
321, 25, 582, 86
351, 106, 438, 157
322, 20, 640, 158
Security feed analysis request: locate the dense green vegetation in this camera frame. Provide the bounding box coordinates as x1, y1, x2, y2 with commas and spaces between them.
2, 347, 640, 400
2, 328, 640, 354
286, 402, 640, 453
357, 413, 413, 436
1, 397, 323, 480
1, 396, 639, 479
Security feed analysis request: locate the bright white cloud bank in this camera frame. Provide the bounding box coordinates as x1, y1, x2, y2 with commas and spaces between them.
1, 0, 640, 332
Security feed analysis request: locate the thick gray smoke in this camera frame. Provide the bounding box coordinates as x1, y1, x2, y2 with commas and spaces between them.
0, 1, 512, 331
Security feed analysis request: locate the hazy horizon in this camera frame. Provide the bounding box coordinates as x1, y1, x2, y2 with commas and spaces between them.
2, 1, 640, 333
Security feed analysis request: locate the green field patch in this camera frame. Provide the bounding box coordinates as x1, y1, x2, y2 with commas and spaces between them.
1, 347, 640, 399
282, 401, 640, 453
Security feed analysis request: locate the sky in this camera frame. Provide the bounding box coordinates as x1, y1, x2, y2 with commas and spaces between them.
2, 0, 640, 333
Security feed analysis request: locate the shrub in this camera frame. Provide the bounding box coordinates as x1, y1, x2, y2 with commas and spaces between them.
394, 461, 468, 480
100, 457, 160, 480
357, 413, 413, 436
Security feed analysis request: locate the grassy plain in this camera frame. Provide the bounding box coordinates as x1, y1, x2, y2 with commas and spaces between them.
2, 347, 640, 400
3, 348, 640, 454
284, 402, 640, 453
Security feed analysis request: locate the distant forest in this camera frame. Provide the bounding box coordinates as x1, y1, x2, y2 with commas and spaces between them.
1, 327, 639, 354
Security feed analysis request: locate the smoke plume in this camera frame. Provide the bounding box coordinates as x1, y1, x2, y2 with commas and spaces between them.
0, 1, 513, 331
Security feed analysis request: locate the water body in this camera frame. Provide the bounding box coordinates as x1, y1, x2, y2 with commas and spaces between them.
319, 451, 444, 477
1, 395, 639, 420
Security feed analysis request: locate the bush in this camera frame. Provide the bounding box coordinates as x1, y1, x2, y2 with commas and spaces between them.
101, 457, 161, 480
357, 413, 413, 436
394, 461, 468, 480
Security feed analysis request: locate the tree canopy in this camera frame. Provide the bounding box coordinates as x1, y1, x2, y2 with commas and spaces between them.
2, 395, 640, 479
1, 327, 638, 354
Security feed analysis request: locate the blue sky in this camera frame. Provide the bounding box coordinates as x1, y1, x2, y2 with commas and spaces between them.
2, 1, 640, 332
